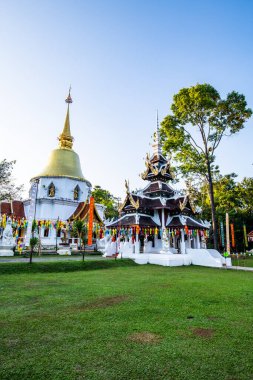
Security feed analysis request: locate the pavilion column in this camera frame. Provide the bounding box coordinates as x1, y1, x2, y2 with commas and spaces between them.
196, 231, 200, 249
135, 229, 140, 254
161, 209, 165, 229
187, 234, 191, 249
180, 229, 186, 254
173, 235, 176, 249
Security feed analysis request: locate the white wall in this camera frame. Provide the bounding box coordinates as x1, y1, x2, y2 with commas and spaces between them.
25, 176, 91, 221
34, 177, 90, 201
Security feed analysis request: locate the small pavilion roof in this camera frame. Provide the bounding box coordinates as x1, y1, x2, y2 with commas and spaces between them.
68, 201, 104, 225
120, 192, 194, 214
106, 214, 159, 228
166, 215, 208, 229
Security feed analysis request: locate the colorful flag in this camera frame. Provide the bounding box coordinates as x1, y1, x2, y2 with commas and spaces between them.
220, 221, 225, 247
243, 225, 248, 248
230, 223, 235, 248
87, 197, 95, 246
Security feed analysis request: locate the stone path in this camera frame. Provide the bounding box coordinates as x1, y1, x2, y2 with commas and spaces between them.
226, 266, 253, 272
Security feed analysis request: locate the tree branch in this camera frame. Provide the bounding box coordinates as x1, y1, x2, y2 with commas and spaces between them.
182, 127, 205, 154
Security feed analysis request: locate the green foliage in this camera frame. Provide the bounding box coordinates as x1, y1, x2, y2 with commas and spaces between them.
29, 236, 39, 263
72, 219, 85, 237
0, 264, 253, 379
31, 219, 37, 233
190, 174, 253, 251
72, 219, 87, 249
0, 159, 24, 201
161, 83, 252, 248
161, 83, 252, 181
29, 237, 39, 250
92, 185, 119, 220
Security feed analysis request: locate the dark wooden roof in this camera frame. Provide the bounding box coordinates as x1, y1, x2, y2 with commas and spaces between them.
107, 214, 159, 227
126, 193, 188, 211
143, 181, 174, 196
141, 152, 173, 182
166, 216, 207, 229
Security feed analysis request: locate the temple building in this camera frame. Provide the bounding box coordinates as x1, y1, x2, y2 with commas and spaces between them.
22, 90, 103, 248
105, 120, 208, 255
24, 90, 91, 221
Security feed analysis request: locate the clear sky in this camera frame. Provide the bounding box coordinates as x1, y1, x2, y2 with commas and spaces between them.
1, 0, 253, 200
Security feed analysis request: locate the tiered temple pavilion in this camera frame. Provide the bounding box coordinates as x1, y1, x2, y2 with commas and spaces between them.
106, 121, 208, 254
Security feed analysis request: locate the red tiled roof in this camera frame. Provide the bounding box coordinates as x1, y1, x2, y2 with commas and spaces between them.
12, 201, 25, 218
0, 201, 25, 218
68, 201, 104, 225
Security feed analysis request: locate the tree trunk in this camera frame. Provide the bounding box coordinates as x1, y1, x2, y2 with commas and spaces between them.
30, 248, 33, 264
206, 159, 218, 250
79, 235, 81, 251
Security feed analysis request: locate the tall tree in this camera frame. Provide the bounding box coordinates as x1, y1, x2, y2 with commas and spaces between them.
161, 84, 252, 249
92, 185, 119, 220
187, 174, 253, 251
0, 159, 23, 200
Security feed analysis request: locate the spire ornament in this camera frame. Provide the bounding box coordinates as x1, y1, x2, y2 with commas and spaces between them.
152, 110, 162, 156
58, 87, 74, 150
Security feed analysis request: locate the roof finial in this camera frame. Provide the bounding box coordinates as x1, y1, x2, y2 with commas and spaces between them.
65, 85, 73, 104
58, 87, 74, 150
152, 109, 161, 155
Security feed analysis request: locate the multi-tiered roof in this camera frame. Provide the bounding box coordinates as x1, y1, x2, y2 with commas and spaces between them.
107, 118, 207, 230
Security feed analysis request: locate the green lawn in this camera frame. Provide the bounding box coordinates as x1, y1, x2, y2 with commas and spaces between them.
0, 261, 253, 380
232, 255, 253, 267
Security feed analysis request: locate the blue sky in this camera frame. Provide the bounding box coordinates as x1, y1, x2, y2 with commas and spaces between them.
1, 0, 253, 200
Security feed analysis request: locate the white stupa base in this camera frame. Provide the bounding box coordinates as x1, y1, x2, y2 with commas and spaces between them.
122, 252, 191, 266
225, 257, 232, 267
186, 249, 228, 268
121, 248, 227, 268
58, 248, 71, 256
0, 248, 14, 256
159, 249, 174, 255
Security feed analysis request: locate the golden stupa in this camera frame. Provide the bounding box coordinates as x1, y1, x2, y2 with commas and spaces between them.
33, 90, 90, 184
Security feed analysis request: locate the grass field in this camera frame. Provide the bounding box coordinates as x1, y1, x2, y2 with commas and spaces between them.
232, 256, 253, 267
0, 260, 253, 380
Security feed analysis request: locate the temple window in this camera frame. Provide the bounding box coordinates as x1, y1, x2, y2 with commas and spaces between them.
44, 228, 49, 237
73, 185, 80, 200
48, 183, 55, 197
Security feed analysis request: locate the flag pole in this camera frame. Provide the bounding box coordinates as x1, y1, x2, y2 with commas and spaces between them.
225, 213, 230, 254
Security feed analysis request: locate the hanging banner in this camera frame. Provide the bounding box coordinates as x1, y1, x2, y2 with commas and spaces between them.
225, 213, 230, 254
87, 197, 95, 246
24, 180, 39, 247
230, 223, 235, 248
243, 224, 248, 248
220, 221, 225, 247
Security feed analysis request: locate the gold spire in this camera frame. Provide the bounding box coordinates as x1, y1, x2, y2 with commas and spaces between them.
31, 88, 91, 185
58, 87, 74, 150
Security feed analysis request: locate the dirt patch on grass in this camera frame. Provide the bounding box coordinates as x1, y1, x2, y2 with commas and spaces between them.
192, 327, 214, 339
74, 295, 129, 311
24, 281, 61, 288
207, 316, 219, 321
159, 283, 173, 288
5, 338, 20, 348
128, 332, 162, 344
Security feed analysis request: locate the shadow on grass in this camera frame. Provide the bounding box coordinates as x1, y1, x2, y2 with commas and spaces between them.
0, 259, 137, 275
